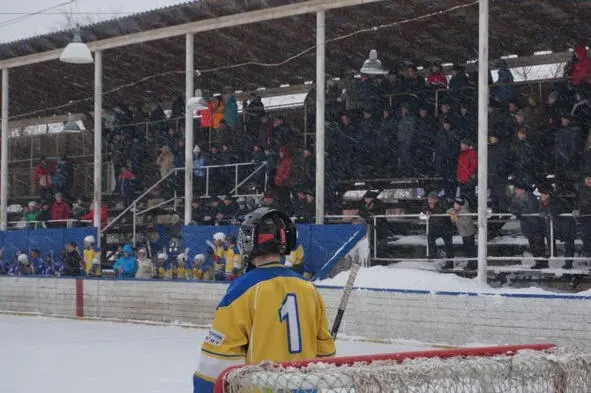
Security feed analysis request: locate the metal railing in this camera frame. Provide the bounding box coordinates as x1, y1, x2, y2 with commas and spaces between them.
7, 219, 92, 230
371, 212, 591, 264
103, 161, 268, 245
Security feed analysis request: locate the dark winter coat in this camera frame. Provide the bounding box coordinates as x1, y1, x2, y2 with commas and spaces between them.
509, 192, 544, 238
488, 142, 511, 182
539, 196, 576, 242
493, 60, 515, 103
426, 200, 454, 234
576, 185, 591, 215
397, 114, 417, 148
554, 125, 583, 173
511, 140, 537, 184
414, 115, 437, 174
449, 72, 470, 90
435, 128, 461, 178
61, 249, 82, 277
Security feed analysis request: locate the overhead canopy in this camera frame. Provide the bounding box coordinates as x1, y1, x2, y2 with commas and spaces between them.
1, 0, 591, 119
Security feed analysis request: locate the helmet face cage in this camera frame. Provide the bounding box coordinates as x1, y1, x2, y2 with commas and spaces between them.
237, 208, 296, 270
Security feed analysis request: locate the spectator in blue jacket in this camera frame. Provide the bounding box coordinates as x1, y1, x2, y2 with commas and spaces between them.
113, 244, 137, 278
29, 249, 44, 275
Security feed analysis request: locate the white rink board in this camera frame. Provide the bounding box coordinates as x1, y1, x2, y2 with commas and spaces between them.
1, 277, 590, 348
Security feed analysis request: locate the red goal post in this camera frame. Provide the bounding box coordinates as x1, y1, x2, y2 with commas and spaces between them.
214, 343, 591, 393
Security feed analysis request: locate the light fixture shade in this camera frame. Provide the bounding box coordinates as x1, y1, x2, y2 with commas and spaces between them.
60, 28, 93, 64
360, 49, 387, 75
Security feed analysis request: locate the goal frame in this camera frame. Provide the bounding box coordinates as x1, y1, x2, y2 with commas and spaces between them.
214, 343, 556, 393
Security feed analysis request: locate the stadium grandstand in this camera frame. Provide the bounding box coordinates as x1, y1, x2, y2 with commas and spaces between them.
1, 0, 591, 287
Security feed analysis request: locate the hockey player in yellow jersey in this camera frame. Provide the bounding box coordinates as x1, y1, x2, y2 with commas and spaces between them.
193, 208, 336, 393
82, 235, 101, 277
223, 236, 242, 281
176, 253, 189, 280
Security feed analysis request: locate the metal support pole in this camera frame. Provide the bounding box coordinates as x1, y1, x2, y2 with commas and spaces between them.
234, 165, 239, 196
0, 69, 8, 231
476, 0, 489, 283
184, 33, 194, 226
314, 10, 326, 224
205, 167, 209, 197
132, 202, 137, 247
372, 216, 377, 260
93, 51, 103, 247
549, 217, 554, 259
425, 218, 430, 257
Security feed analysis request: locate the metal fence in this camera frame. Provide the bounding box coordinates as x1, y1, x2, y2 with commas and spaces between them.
371, 212, 590, 263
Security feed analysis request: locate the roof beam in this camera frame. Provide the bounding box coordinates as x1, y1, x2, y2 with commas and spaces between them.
0, 0, 383, 70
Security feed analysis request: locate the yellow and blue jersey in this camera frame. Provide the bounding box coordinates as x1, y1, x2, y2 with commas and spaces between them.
158, 263, 174, 280
224, 246, 241, 277
193, 259, 214, 281
83, 249, 101, 276
193, 262, 336, 393
176, 263, 189, 280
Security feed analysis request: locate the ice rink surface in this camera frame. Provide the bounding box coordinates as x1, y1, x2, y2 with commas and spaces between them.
0, 314, 431, 393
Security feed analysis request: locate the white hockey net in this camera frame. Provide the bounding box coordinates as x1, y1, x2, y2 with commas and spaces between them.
215, 344, 591, 393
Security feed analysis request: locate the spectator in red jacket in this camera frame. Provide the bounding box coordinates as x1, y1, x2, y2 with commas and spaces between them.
34, 157, 55, 202
274, 145, 293, 211
457, 139, 477, 204
571, 45, 591, 86
82, 204, 108, 228
49, 193, 72, 227
426, 64, 448, 89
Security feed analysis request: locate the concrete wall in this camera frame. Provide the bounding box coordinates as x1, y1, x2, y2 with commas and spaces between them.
1, 277, 590, 349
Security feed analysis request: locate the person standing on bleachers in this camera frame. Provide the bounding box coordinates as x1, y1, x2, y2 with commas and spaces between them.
509, 181, 547, 269
49, 193, 72, 228
424, 191, 455, 267
538, 184, 576, 269
448, 196, 476, 270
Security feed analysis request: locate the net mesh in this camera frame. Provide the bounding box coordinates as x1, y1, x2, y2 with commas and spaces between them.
219, 347, 591, 393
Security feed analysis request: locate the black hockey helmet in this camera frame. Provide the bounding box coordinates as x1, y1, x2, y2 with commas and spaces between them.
237, 207, 296, 268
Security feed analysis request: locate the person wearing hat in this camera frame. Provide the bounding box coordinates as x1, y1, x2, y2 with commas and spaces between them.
424, 191, 454, 265
538, 184, 577, 269
448, 196, 476, 268
553, 112, 584, 193
397, 102, 418, 176
435, 116, 461, 198
414, 102, 438, 175
512, 126, 538, 186
509, 180, 547, 269
488, 130, 511, 213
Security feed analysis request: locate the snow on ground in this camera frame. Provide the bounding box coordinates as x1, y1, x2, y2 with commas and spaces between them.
318, 265, 591, 295
0, 314, 431, 393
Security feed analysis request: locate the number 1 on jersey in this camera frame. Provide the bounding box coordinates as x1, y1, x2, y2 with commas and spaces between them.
279, 293, 302, 354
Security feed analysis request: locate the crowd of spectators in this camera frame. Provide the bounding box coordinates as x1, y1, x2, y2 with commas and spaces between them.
7, 44, 591, 271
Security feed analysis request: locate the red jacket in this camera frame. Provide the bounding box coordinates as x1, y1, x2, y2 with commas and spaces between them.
34, 163, 55, 189
50, 201, 72, 221
82, 205, 108, 228
274, 146, 293, 188
427, 72, 448, 88
199, 102, 214, 128
457, 148, 477, 184
572, 45, 591, 86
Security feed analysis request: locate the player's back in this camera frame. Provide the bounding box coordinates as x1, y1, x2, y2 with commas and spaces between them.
215, 262, 335, 364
